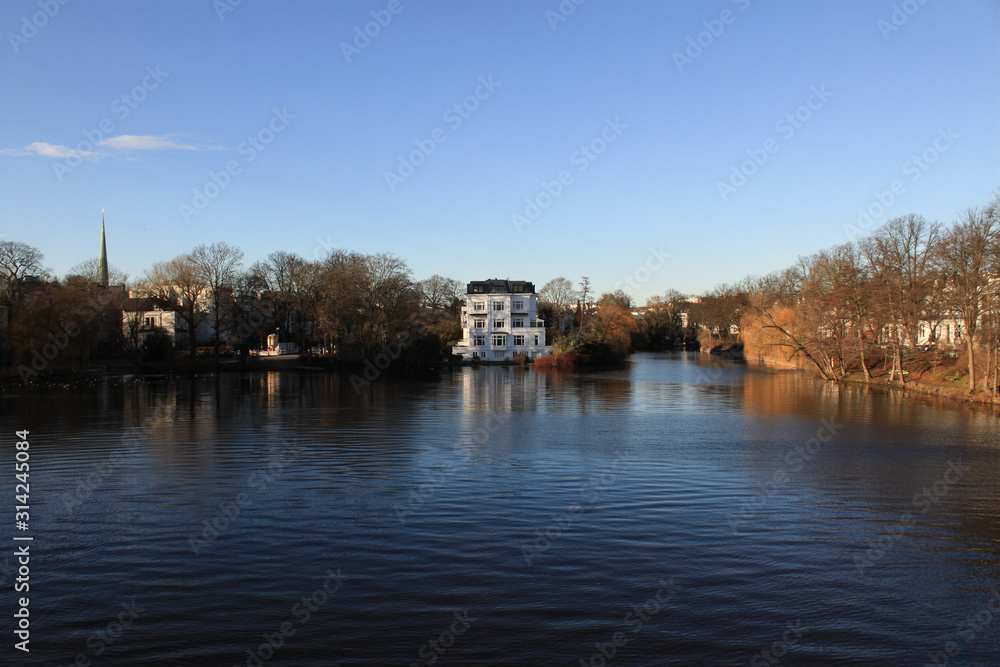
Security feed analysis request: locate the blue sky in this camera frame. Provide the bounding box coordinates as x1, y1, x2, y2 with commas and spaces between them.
1, 0, 997, 302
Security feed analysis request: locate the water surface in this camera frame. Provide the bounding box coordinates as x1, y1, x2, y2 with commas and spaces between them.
2, 352, 998, 665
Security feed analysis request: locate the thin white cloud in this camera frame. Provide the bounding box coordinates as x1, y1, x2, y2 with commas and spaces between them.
99, 135, 198, 151
2, 134, 202, 161
24, 142, 101, 160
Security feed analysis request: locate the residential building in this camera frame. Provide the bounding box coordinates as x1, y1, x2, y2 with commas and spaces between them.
122, 295, 192, 349
452, 279, 552, 361
123, 285, 230, 349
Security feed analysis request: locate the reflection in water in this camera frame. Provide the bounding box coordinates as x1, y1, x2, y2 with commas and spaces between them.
0, 352, 997, 665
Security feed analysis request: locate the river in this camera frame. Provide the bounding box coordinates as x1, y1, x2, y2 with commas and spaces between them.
1, 352, 998, 665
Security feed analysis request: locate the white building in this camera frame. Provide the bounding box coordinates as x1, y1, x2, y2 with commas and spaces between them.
452, 279, 552, 361
123, 286, 227, 349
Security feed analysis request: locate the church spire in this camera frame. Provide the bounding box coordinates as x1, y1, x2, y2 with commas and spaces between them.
98, 209, 108, 287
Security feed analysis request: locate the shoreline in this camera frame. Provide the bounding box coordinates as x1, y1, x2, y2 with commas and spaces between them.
5, 351, 1000, 411
744, 356, 1000, 408
705, 340, 1000, 409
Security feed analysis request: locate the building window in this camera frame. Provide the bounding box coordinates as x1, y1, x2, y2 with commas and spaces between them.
493, 319, 505, 328
473, 335, 485, 346
534, 335, 539, 345
512, 318, 524, 328
512, 300, 525, 311
492, 334, 506, 346
493, 351, 506, 359
145, 316, 154, 327
473, 318, 485, 328
473, 301, 485, 311
513, 335, 525, 346
492, 302, 504, 311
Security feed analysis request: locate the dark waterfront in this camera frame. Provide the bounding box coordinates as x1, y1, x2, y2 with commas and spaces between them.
2, 352, 998, 665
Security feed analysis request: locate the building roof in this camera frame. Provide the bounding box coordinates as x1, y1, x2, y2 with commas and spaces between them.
466, 279, 536, 294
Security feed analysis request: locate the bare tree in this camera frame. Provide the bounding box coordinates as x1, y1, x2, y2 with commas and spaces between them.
662, 289, 686, 308
539, 277, 577, 312
579, 276, 591, 307
742, 272, 836, 380
578, 276, 592, 328
315, 249, 366, 352
834, 242, 876, 382
861, 215, 941, 384
986, 194, 1000, 394
0, 240, 45, 307
937, 206, 998, 391
416, 274, 463, 309
357, 253, 416, 355
686, 283, 746, 342
142, 255, 208, 356
312, 250, 417, 358
250, 250, 312, 342
189, 242, 245, 355
66, 257, 129, 287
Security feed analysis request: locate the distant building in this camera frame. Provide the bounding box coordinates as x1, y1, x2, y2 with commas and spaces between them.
122, 295, 189, 348
122, 286, 228, 349
451, 279, 552, 361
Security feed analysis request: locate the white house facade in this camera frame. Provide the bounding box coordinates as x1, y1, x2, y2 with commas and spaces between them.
452, 279, 552, 361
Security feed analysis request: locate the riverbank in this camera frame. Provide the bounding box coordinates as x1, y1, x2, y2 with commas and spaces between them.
700, 338, 1000, 408
834, 368, 1000, 406
742, 349, 1000, 407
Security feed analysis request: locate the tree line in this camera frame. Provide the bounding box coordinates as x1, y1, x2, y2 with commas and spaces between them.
0, 241, 470, 375
2, 191, 996, 388
694, 193, 1000, 394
